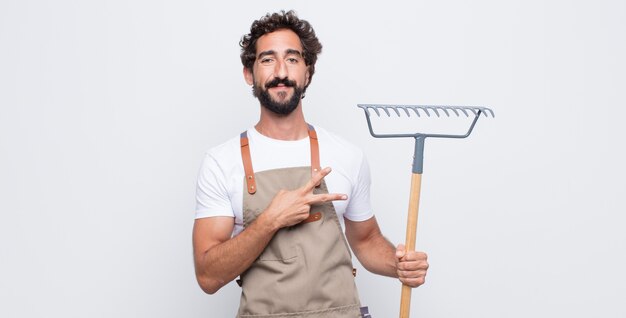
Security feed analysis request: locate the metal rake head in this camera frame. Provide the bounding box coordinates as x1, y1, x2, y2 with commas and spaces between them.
358, 104, 495, 118
357, 104, 495, 173
357, 104, 495, 139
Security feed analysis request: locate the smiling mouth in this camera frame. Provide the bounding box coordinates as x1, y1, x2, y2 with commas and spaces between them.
270, 85, 292, 90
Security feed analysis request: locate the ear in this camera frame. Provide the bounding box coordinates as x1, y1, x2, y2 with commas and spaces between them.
243, 67, 254, 85
305, 68, 310, 86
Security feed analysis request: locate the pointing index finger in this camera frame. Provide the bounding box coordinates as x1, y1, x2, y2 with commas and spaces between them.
309, 192, 348, 204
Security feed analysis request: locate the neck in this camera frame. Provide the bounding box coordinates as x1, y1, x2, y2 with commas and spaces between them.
256, 104, 308, 140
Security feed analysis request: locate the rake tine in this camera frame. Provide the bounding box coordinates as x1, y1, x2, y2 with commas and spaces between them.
391, 107, 401, 117
468, 108, 478, 116
449, 107, 460, 117
430, 107, 441, 117
371, 106, 381, 117
459, 107, 469, 117
422, 107, 431, 117
476, 108, 487, 118
485, 108, 496, 118
382, 107, 391, 117
439, 107, 451, 117
400, 106, 412, 117
409, 106, 421, 117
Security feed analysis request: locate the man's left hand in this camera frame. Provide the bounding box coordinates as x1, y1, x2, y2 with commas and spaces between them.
395, 244, 429, 288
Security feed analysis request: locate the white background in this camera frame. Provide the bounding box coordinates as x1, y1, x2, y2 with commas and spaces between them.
1, 0, 625, 317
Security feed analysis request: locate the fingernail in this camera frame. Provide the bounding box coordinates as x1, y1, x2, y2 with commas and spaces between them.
341, 195, 347, 200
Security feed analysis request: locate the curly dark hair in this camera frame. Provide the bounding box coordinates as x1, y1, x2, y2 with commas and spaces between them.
240, 10, 322, 90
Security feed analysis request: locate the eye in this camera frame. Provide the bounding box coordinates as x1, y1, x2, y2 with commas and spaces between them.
287, 57, 300, 64
260, 57, 274, 65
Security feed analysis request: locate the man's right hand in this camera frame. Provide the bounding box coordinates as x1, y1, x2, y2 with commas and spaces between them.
261, 167, 348, 230
193, 167, 347, 294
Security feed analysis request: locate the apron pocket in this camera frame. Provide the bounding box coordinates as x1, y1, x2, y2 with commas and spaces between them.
257, 227, 299, 261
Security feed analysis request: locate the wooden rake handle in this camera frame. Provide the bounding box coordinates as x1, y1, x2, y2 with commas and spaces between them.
399, 172, 423, 318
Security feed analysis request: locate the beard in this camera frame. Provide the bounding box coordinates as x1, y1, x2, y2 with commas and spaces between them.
253, 77, 304, 116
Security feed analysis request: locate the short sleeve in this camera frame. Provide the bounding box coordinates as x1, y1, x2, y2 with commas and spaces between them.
343, 154, 374, 221
195, 153, 235, 219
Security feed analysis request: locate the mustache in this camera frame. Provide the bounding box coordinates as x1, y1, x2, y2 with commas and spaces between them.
265, 77, 296, 89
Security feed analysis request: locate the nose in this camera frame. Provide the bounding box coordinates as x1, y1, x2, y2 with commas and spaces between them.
274, 59, 288, 79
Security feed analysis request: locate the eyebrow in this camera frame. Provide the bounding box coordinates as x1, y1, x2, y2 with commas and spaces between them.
285, 49, 303, 57
257, 49, 303, 60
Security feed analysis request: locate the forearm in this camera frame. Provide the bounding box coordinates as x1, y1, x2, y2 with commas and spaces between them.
345, 217, 398, 277
194, 214, 278, 294
353, 232, 398, 277
345, 217, 429, 287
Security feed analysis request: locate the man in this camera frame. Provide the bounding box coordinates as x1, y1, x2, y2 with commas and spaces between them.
193, 10, 428, 317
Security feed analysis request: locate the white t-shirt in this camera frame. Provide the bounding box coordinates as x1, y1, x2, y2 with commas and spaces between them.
195, 126, 373, 236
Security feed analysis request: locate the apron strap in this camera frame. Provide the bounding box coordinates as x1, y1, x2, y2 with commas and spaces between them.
240, 132, 257, 194
240, 125, 321, 195
307, 124, 321, 177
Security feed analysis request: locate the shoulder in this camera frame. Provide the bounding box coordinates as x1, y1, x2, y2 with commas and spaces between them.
206, 133, 241, 156
202, 133, 243, 172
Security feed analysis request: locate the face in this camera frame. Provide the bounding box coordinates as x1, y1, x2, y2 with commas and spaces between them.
244, 29, 310, 116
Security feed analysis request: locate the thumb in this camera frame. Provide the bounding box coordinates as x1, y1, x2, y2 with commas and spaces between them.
396, 244, 406, 259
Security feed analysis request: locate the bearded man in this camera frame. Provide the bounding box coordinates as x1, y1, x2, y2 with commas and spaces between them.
192, 10, 428, 318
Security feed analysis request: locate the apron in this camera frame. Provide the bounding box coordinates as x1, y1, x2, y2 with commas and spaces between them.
236, 125, 363, 318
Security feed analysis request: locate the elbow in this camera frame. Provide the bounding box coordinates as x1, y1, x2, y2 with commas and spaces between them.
202, 286, 219, 295
196, 274, 224, 295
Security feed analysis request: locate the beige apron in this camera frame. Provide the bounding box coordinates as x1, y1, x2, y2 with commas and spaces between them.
236, 125, 363, 318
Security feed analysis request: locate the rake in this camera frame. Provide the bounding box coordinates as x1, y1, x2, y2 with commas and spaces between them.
357, 104, 494, 318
